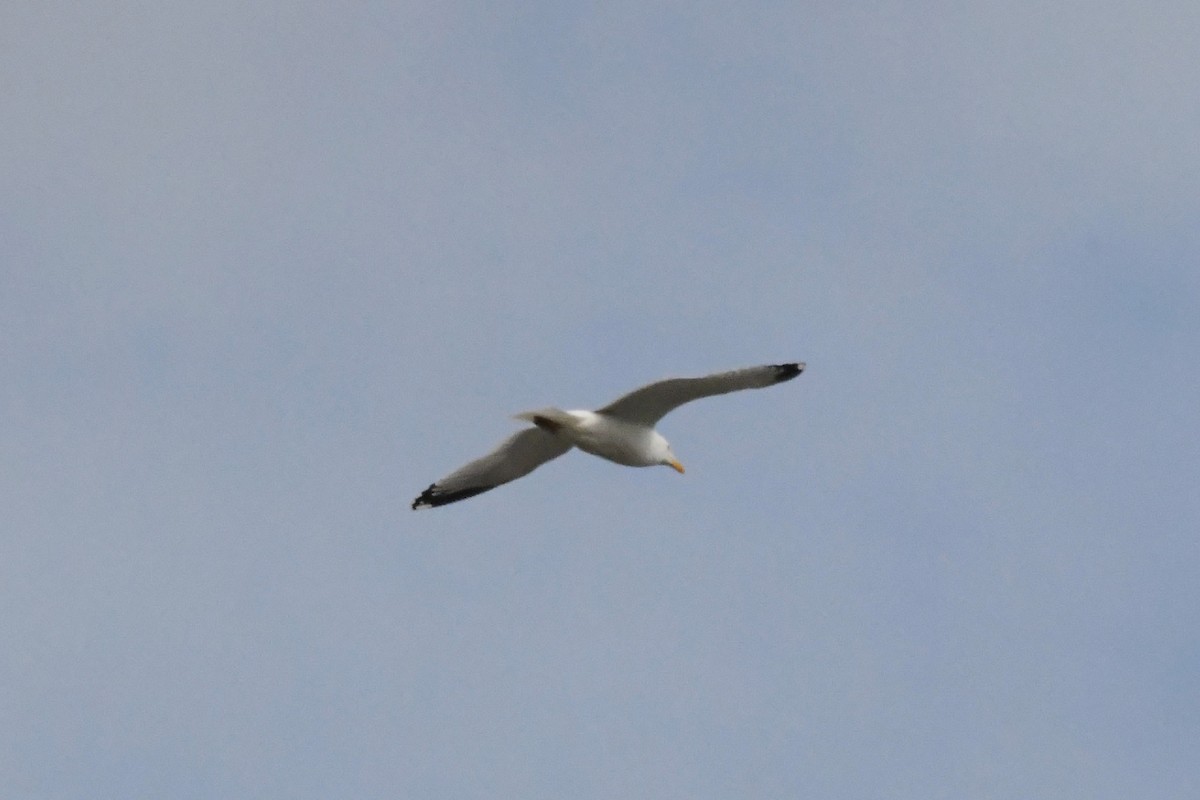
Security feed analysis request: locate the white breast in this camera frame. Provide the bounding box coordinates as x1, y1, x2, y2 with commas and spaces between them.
566, 411, 661, 467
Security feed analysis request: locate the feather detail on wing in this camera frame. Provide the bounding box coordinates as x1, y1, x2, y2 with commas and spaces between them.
596, 362, 805, 426
412, 427, 573, 509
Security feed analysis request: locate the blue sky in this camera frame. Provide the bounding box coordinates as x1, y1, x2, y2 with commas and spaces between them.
3, 2, 1198, 797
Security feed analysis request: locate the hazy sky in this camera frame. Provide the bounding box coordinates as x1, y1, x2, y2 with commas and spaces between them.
3, 2, 1198, 798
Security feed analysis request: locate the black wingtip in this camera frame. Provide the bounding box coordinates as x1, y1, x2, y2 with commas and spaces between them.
772, 362, 805, 383
412, 484, 437, 510
412, 483, 493, 510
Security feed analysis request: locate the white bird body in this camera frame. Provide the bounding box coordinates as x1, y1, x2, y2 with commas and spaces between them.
516, 409, 673, 468
412, 362, 804, 509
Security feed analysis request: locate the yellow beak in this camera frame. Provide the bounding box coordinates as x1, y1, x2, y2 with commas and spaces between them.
668, 459, 685, 474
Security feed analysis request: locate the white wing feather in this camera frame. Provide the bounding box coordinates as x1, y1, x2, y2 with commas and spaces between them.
596, 362, 804, 426
412, 428, 573, 509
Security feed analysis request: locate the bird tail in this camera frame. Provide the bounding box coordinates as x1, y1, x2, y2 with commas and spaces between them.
513, 407, 576, 434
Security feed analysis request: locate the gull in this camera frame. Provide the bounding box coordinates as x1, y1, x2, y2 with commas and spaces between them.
412, 362, 805, 509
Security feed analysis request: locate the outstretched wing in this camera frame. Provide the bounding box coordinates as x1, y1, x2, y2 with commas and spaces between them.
412, 428, 573, 509
597, 362, 805, 426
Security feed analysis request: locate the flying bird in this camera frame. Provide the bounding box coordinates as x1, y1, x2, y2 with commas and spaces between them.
412, 362, 805, 509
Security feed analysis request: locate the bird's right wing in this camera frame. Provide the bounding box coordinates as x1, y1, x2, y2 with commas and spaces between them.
597, 362, 805, 426
412, 427, 573, 509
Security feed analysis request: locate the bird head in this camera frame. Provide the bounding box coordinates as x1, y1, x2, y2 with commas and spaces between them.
652, 435, 685, 474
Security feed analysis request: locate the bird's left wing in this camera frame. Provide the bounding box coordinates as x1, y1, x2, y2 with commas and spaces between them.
412, 427, 573, 509
596, 362, 804, 426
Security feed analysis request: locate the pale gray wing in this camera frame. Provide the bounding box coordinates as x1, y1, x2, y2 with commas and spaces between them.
596, 362, 805, 426
412, 427, 573, 509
